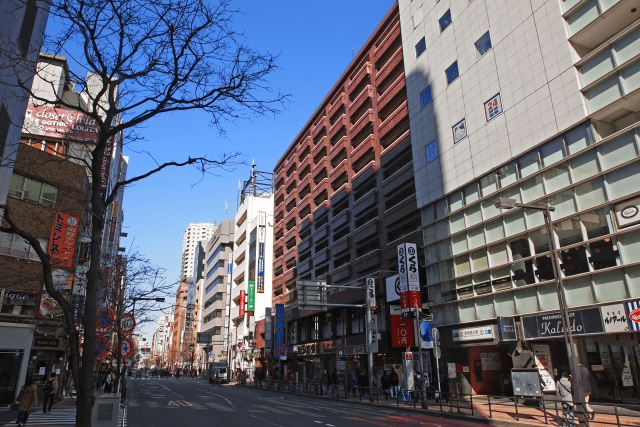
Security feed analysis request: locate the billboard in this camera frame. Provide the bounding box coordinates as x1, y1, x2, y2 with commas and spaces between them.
239, 290, 246, 316
274, 304, 284, 359
48, 212, 79, 268
247, 281, 255, 314
397, 243, 420, 317
22, 103, 100, 142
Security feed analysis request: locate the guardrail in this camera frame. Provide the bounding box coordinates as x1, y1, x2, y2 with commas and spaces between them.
245, 379, 640, 426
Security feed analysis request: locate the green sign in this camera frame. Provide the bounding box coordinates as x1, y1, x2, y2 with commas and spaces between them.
247, 281, 256, 313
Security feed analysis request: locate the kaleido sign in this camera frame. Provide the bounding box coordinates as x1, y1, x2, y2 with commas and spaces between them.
22, 104, 100, 142
522, 308, 604, 339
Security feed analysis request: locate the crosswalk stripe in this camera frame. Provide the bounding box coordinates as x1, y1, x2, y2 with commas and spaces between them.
2, 408, 127, 426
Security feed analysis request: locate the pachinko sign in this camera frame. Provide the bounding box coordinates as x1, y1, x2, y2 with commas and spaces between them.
22, 103, 100, 142
48, 212, 79, 268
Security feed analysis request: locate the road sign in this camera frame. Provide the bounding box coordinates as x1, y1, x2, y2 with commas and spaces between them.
96, 337, 110, 359
119, 313, 135, 334
432, 327, 440, 341
97, 308, 115, 330
119, 337, 133, 359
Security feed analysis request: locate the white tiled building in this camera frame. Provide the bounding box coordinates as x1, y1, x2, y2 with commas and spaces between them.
400, 0, 640, 399
181, 222, 216, 281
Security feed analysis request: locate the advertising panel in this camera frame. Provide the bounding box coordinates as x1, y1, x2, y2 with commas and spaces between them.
47, 212, 79, 268
239, 290, 245, 316
397, 244, 409, 317
390, 306, 414, 347
405, 243, 421, 313
522, 308, 604, 339
22, 103, 100, 142
274, 304, 284, 359
452, 325, 494, 342
385, 274, 400, 302
247, 281, 256, 314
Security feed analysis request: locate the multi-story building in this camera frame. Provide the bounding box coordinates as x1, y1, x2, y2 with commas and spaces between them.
229, 170, 274, 379
0, 0, 49, 206
171, 282, 189, 367
400, 0, 640, 399
0, 51, 127, 404
181, 222, 216, 282
151, 310, 170, 367
201, 220, 234, 364
271, 3, 419, 382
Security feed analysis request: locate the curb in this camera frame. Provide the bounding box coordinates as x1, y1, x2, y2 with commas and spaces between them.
235, 384, 550, 427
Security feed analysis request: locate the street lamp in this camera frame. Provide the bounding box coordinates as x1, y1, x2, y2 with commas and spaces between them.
494, 198, 588, 425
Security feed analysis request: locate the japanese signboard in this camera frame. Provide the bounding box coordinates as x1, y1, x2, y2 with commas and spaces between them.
22, 103, 100, 142
247, 281, 255, 314
452, 325, 494, 342
405, 243, 421, 313
47, 212, 79, 268
274, 304, 284, 359
397, 243, 410, 318
366, 277, 376, 311
484, 93, 503, 122
601, 303, 629, 333
101, 137, 114, 188
369, 313, 378, 353
390, 306, 414, 347
239, 290, 245, 316
385, 274, 400, 302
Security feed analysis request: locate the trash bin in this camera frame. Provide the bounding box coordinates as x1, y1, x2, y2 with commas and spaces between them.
91, 394, 121, 427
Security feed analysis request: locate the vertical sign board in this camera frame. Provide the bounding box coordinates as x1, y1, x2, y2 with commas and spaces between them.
264, 307, 272, 358
397, 243, 410, 318
369, 314, 379, 354
48, 212, 79, 268
274, 304, 284, 359
366, 277, 376, 310
247, 281, 256, 314
257, 212, 266, 293
224, 252, 233, 352
390, 306, 415, 347
239, 290, 245, 316
403, 352, 415, 391
405, 243, 421, 312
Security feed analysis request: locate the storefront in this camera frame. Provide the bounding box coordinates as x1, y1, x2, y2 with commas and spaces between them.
0, 323, 35, 406
520, 302, 640, 403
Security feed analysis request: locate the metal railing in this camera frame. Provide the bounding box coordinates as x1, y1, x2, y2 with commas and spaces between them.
245, 380, 640, 426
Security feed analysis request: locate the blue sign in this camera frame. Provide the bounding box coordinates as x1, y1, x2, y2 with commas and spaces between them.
425, 140, 438, 164
258, 257, 264, 276
275, 304, 284, 357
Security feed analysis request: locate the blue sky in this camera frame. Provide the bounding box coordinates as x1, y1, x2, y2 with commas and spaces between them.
49, 1, 396, 337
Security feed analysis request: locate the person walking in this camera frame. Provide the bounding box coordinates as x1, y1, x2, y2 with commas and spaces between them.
357, 370, 369, 398
556, 372, 575, 427
389, 369, 399, 399
380, 371, 391, 400
579, 364, 594, 419
350, 376, 358, 397
321, 369, 330, 396
435, 370, 450, 405
42, 373, 58, 414
400, 372, 409, 403
16, 376, 37, 426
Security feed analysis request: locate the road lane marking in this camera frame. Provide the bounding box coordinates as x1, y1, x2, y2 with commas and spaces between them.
248, 414, 284, 427
158, 383, 184, 398
314, 422, 323, 424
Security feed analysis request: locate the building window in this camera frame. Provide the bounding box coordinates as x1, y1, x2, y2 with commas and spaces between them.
425, 140, 439, 164
453, 118, 467, 143
415, 37, 427, 57
420, 86, 432, 109
0, 105, 9, 157
18, 0, 38, 58
0, 231, 47, 260
8, 174, 57, 207
446, 61, 459, 85
439, 9, 452, 32
484, 93, 503, 122
475, 31, 492, 57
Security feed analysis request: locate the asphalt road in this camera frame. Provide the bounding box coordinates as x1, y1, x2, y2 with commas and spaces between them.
127, 378, 485, 427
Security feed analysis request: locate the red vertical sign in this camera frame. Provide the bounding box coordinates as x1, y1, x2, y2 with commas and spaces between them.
48, 212, 79, 268
239, 290, 246, 316
390, 306, 415, 347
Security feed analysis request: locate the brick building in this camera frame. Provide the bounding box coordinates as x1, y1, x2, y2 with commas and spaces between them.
271, 3, 421, 382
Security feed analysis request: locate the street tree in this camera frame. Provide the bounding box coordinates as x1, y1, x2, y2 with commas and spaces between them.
0, 0, 286, 425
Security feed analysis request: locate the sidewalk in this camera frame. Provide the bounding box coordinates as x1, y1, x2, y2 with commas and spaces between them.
239, 382, 640, 427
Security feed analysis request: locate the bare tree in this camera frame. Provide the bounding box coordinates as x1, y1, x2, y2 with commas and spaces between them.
0, 0, 286, 425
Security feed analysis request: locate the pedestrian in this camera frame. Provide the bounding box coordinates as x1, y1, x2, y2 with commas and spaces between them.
213, 370, 221, 387
321, 370, 330, 396
380, 371, 391, 400
435, 370, 449, 405
389, 369, 399, 399
350, 376, 358, 397
43, 373, 58, 414
16, 376, 37, 426
579, 364, 594, 419
358, 370, 369, 398
331, 368, 337, 387
96, 370, 104, 392
104, 369, 115, 393
556, 372, 575, 427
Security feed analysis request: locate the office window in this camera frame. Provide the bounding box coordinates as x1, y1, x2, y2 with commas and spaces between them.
0, 232, 47, 261
446, 61, 459, 85
8, 174, 57, 207
18, 0, 38, 58
475, 31, 492, 57
439, 9, 452, 32
415, 37, 427, 57
420, 86, 432, 108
